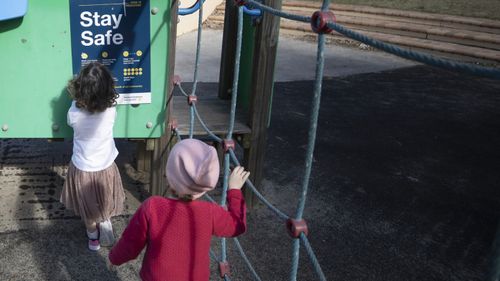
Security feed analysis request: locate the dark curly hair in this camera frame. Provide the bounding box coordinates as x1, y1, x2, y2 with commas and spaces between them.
67, 62, 119, 113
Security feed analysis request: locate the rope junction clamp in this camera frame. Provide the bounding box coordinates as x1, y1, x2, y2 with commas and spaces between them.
187, 95, 198, 105
218, 261, 231, 278
223, 139, 235, 152
172, 74, 182, 86
286, 218, 309, 238
169, 118, 178, 131
311, 11, 336, 34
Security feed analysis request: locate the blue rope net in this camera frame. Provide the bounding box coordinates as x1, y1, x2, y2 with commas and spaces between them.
174, 0, 500, 279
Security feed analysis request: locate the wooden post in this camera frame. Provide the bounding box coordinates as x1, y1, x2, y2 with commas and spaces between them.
150, 0, 179, 196
218, 1, 238, 100
245, 0, 282, 208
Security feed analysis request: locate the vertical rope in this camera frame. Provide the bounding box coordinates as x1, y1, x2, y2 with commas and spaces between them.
220, 153, 231, 262
295, 0, 328, 221
191, 2, 203, 96
189, 0, 204, 138
189, 106, 195, 138
219, 3, 244, 273
290, 0, 329, 279
227, 6, 244, 139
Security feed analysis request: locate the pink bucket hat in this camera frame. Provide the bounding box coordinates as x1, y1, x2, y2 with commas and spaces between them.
166, 139, 220, 199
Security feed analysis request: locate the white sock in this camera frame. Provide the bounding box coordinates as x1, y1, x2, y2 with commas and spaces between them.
87, 229, 98, 239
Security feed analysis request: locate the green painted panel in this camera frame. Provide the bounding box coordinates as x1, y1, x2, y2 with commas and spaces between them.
237, 15, 255, 111
0, 0, 171, 138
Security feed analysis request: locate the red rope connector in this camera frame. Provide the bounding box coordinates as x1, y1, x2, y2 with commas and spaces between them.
286, 218, 309, 238
310, 11, 336, 34
187, 95, 198, 105
223, 139, 235, 152
172, 74, 182, 86
169, 118, 178, 131
218, 261, 230, 278
234, 0, 246, 6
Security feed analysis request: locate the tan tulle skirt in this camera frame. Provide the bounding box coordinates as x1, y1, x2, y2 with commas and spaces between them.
60, 161, 125, 223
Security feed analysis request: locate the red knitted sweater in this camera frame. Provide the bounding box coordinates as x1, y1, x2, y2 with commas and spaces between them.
109, 189, 247, 281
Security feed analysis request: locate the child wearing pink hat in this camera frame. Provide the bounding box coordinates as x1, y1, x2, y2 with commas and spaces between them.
108, 139, 250, 281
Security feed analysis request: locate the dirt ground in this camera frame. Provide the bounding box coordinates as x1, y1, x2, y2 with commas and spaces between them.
286, 0, 500, 20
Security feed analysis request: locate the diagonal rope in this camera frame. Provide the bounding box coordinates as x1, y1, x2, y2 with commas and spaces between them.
177, 83, 190, 97
233, 238, 263, 281
228, 149, 290, 220
325, 21, 500, 79
192, 104, 223, 142
300, 234, 327, 281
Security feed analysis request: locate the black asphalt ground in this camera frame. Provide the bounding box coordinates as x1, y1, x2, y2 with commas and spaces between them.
1, 65, 500, 281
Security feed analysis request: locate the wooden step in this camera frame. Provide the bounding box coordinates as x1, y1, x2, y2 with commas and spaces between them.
171, 96, 251, 136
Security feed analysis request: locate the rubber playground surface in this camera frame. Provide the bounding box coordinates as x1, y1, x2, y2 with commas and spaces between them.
1, 31, 500, 280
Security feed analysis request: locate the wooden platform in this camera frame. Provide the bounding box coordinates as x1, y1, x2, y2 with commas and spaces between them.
171, 96, 251, 136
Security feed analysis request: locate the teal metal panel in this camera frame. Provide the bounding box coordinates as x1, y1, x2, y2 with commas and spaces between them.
0, 0, 171, 138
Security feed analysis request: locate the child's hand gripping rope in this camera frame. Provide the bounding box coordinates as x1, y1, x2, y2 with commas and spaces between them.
228, 166, 250, 190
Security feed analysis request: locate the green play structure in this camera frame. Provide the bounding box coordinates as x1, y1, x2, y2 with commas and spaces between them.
0, 0, 172, 138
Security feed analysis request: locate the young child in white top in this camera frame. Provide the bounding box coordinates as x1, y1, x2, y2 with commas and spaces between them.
60, 62, 125, 251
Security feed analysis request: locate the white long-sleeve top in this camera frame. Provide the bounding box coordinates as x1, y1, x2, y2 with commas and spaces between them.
67, 101, 118, 172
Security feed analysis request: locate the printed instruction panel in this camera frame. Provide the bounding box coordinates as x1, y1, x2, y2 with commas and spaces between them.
70, 0, 151, 104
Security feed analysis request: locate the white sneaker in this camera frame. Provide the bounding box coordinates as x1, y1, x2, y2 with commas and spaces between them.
98, 220, 115, 247
87, 229, 100, 251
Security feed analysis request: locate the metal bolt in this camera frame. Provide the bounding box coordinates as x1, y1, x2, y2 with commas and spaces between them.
151, 7, 159, 15
1, 124, 8, 132
146, 122, 153, 129
52, 124, 60, 131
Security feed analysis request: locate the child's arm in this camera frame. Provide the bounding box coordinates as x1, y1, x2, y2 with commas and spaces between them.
108, 199, 150, 265
212, 166, 250, 237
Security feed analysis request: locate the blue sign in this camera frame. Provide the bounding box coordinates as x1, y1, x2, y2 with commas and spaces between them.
69, 0, 151, 104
